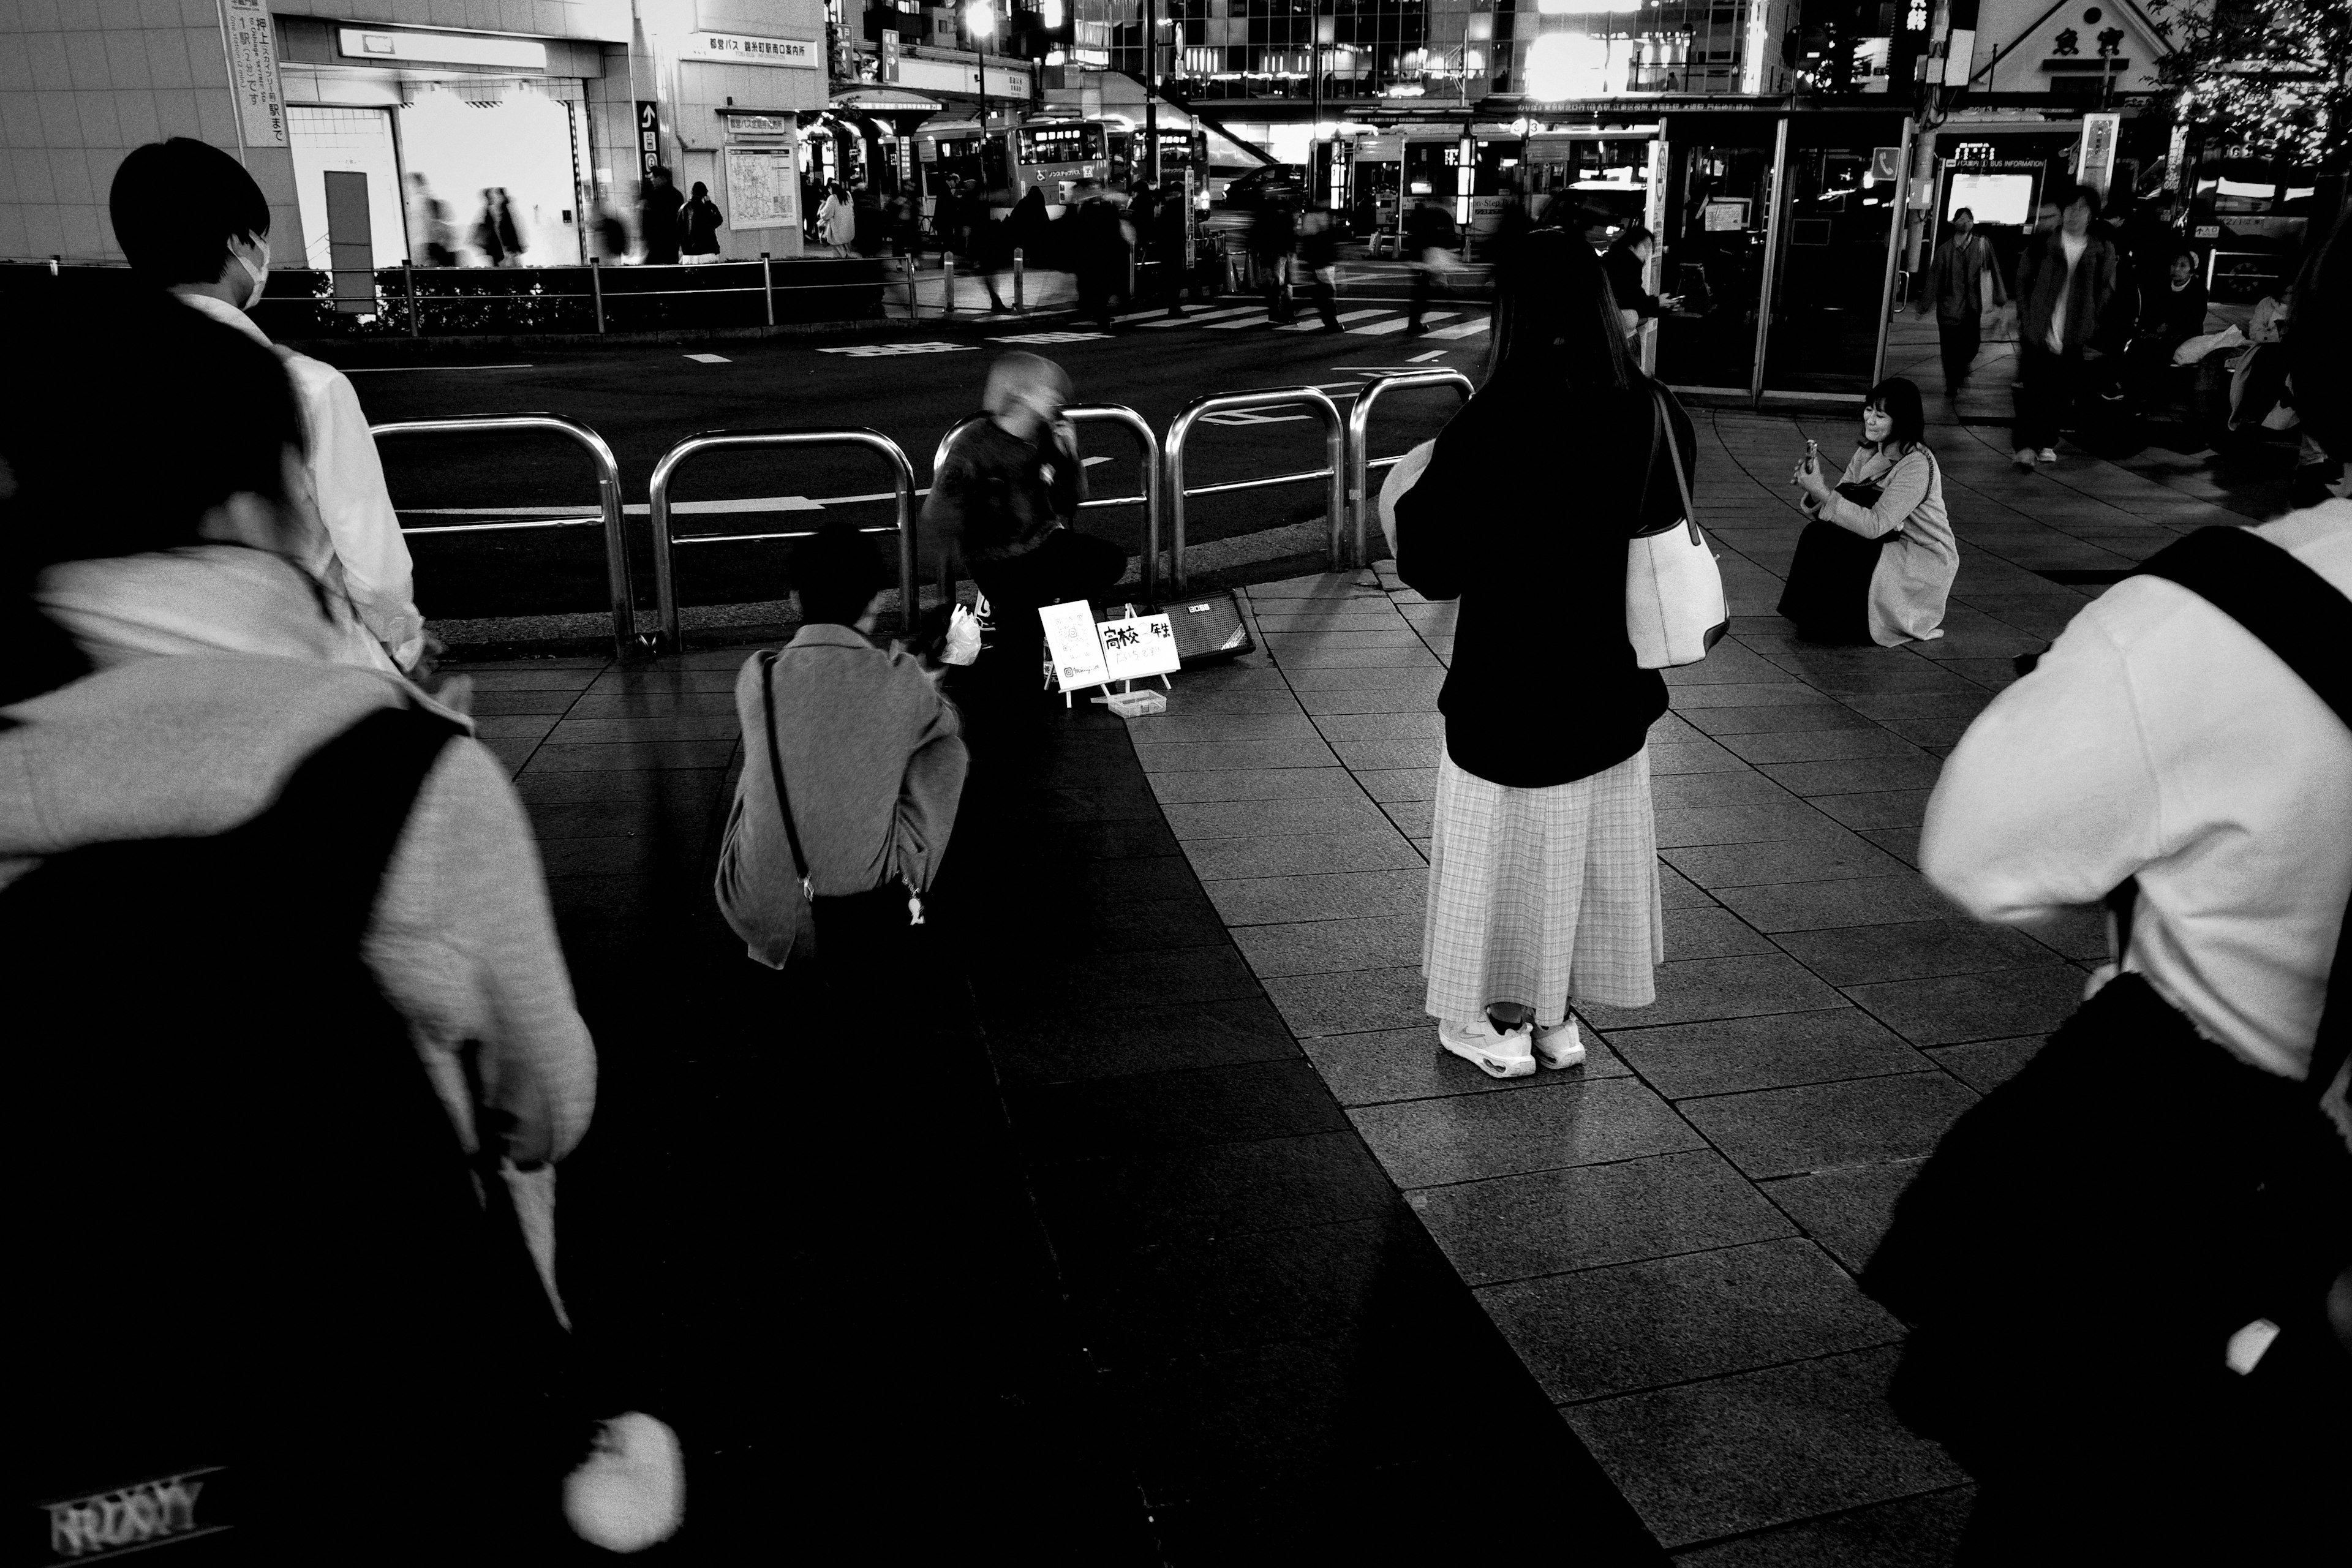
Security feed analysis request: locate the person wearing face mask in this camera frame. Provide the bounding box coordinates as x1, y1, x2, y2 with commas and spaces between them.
2011, 183, 2119, 468
107, 138, 428, 679
919, 352, 1126, 679
1784, 377, 1956, 646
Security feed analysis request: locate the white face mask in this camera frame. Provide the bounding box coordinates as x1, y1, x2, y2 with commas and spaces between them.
235, 238, 270, 311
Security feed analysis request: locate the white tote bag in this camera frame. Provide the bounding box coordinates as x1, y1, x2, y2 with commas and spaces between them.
1376, 439, 1437, 558
1626, 386, 1727, 668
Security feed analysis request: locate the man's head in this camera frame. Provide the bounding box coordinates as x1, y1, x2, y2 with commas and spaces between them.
982, 351, 1072, 442
789, 521, 891, 628
2169, 249, 2196, 288
108, 138, 271, 293
1950, 206, 1973, 237
2057, 184, 2098, 237
649, 164, 673, 187
690, 181, 709, 200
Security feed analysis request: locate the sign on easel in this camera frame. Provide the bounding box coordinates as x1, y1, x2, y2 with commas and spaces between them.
1040, 600, 1111, 693
1097, 611, 1180, 684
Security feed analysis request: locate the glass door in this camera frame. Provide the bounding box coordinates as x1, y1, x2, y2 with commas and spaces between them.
1654, 118, 1782, 397
1758, 116, 1912, 398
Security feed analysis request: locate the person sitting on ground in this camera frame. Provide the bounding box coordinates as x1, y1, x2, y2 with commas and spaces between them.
2125, 244, 2209, 402
1782, 377, 1956, 645
920, 352, 1126, 679
0, 294, 668, 1558
110, 137, 429, 678
1601, 224, 1679, 341
715, 521, 969, 995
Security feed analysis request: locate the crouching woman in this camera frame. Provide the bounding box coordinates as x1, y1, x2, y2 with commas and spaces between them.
1781, 379, 1957, 645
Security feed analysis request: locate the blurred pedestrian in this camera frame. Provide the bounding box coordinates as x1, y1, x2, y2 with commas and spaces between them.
1389, 229, 1678, 1077
1403, 198, 1456, 333
921, 352, 1125, 677
407, 172, 454, 266
821, 183, 857, 258
492, 187, 524, 266
1921, 206, 2008, 398
592, 198, 630, 264
472, 188, 505, 267
108, 138, 426, 676
679, 179, 725, 263
1602, 224, 1678, 341
639, 165, 682, 265
1300, 204, 1342, 331
2012, 184, 2116, 467
0, 292, 649, 1559
1783, 378, 1956, 644
1070, 180, 1127, 330
1152, 183, 1191, 318
716, 521, 968, 995
1249, 192, 1296, 325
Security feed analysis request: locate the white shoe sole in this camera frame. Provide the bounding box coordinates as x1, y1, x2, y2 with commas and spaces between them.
1534, 1039, 1586, 1069
1438, 1031, 1535, 1079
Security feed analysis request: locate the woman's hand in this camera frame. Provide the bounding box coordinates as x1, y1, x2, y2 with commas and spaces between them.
1792, 453, 1831, 500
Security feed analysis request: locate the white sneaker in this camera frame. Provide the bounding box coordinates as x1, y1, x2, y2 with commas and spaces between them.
2013, 448, 2037, 468
1438, 1017, 1535, 1079
1533, 1017, 1586, 1070
2038, 447, 2058, 464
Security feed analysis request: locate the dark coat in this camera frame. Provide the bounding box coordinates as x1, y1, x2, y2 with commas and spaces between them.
1602, 245, 1661, 319
920, 419, 1085, 562
680, 197, 724, 255
1393, 372, 1683, 788
639, 184, 684, 263
1071, 198, 1127, 280
2016, 232, 2119, 356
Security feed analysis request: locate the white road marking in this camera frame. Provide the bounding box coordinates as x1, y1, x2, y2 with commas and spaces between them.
1138, 305, 1261, 328
684, 352, 731, 363
815, 341, 976, 356
989, 330, 1114, 344
1408, 350, 1447, 363
1353, 311, 1458, 336
1423, 317, 1492, 339
1276, 309, 1390, 332
1202, 313, 1272, 329
1083, 455, 1113, 466
342, 363, 533, 373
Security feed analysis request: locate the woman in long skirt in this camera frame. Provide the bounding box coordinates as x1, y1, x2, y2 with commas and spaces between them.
1390, 227, 1684, 1077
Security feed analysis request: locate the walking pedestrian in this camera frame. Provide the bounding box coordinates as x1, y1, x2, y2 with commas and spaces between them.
1389, 228, 1678, 1077
821, 183, 857, 258
2011, 183, 2118, 467
921, 353, 1126, 678
1070, 180, 1127, 330
1152, 184, 1191, 318
1403, 198, 1455, 333
407, 172, 454, 266
1601, 224, 1679, 341
1920, 207, 2008, 399
1249, 194, 1297, 325
492, 187, 524, 266
1300, 204, 1343, 331
679, 179, 725, 263
108, 138, 427, 676
996, 184, 1050, 311
1781, 377, 1956, 644
639, 165, 682, 265
716, 521, 968, 995
1882, 224, 2352, 1566
472, 188, 505, 267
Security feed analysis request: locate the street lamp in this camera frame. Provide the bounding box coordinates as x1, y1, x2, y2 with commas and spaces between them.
964, 0, 997, 140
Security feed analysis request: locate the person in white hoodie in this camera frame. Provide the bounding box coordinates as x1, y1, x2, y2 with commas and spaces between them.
1, 296, 677, 1555
108, 137, 427, 676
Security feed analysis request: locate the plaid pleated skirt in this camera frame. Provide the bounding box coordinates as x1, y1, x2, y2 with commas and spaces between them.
1421, 745, 1663, 1027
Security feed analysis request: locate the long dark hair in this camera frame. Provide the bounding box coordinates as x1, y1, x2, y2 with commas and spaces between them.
1863, 377, 1928, 454
1480, 227, 1635, 393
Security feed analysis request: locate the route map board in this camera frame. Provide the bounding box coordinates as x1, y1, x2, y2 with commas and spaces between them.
726, 146, 799, 232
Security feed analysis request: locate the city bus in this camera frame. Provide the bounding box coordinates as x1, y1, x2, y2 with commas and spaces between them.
1010, 116, 1210, 206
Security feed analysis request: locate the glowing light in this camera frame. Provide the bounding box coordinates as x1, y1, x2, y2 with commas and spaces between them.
963, 0, 998, 40
1523, 32, 1615, 98
1534, 0, 1642, 12
1041, 0, 1064, 26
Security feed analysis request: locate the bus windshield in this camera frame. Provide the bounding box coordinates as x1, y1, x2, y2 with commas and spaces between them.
1018, 124, 1104, 165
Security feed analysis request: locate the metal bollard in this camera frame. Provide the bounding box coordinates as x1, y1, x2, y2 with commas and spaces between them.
761, 251, 774, 326
1014, 247, 1023, 312
906, 254, 920, 320
590, 257, 605, 334
943, 255, 956, 315
403, 260, 421, 337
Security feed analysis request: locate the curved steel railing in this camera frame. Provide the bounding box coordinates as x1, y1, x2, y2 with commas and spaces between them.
369, 413, 636, 658
1162, 386, 1348, 595
1343, 369, 1475, 568
930, 402, 1166, 599
646, 428, 918, 652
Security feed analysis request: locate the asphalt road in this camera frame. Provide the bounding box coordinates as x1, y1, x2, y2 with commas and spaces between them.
337, 293, 1495, 620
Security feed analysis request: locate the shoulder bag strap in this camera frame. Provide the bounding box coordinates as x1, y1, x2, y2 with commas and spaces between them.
1652, 386, 1699, 544
758, 650, 814, 899
2122, 526, 2352, 1101
1632, 385, 1667, 529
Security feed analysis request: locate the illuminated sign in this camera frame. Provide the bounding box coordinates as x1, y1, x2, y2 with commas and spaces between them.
683, 32, 819, 67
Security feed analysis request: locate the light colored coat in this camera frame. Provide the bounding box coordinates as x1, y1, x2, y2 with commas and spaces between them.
821, 195, 856, 251
1803, 443, 1956, 645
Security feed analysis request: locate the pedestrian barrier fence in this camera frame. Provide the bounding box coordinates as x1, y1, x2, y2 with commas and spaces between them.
1163, 386, 1349, 595
369, 413, 637, 658
645, 428, 919, 652
1344, 370, 1476, 568
930, 402, 1166, 599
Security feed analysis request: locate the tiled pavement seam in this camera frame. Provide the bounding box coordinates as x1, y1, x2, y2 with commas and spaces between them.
1125, 423, 2252, 1559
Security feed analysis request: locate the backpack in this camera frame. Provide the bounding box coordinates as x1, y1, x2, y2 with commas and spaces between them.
6, 704, 577, 1561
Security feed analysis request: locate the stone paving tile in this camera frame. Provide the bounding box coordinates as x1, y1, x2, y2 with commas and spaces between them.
1302, 1027, 1634, 1107
1844, 965, 2087, 1047
1651, 740, 1754, 775
1663, 834, 1914, 890
1663, 682, 1825, 707
1763, 1159, 1926, 1273
1714, 876, 1966, 933
1678, 1073, 1980, 1180
1714, 728, 1932, 766
1564, 1346, 1967, 1549
1261, 965, 1430, 1038
1756, 756, 1950, 795
524, 741, 740, 771
548, 715, 741, 744
1379, 796, 1435, 839
1673, 1485, 1975, 1567
1654, 800, 1850, 848
472, 689, 584, 717
1267, 646, 1445, 670
1770, 918, 2064, 986
1180, 830, 1423, 883
1480, 1238, 1904, 1404
1125, 712, 1322, 743
1408, 1150, 1794, 1286
1230, 913, 1423, 979
1132, 739, 1341, 772
1650, 770, 1803, 809
1662, 907, 1779, 960
1159, 796, 1390, 840
1601, 1008, 1928, 1099
1348, 1077, 1705, 1188
1329, 737, 1444, 771
1807, 788, 1937, 830
1204, 867, 1429, 925
1281, 665, 1452, 690
1352, 767, 1440, 802
1579, 953, 1845, 1030
1308, 711, 1446, 741
1924, 1035, 2045, 1093
1680, 703, 1876, 736
1292, 685, 1444, 715
1259, 628, 1427, 649
1146, 768, 1363, 804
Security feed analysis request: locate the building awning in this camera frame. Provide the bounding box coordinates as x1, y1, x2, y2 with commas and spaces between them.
829, 89, 946, 113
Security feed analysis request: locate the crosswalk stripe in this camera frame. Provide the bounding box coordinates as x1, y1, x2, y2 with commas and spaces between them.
1139, 305, 1261, 328
1351, 311, 1458, 336
1202, 312, 1272, 329
1276, 308, 1392, 332
1423, 316, 1492, 339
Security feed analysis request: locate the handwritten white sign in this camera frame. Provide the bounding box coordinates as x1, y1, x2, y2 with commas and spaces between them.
1096, 611, 1180, 683
219, 0, 287, 148
1039, 600, 1110, 693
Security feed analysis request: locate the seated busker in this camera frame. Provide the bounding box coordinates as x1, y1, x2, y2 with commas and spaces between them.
921, 352, 1127, 682
1780, 377, 1957, 645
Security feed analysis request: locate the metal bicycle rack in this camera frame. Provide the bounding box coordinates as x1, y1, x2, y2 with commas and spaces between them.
645, 428, 918, 653
1161, 386, 1348, 595
369, 413, 636, 658
1343, 370, 1476, 569
930, 403, 1166, 600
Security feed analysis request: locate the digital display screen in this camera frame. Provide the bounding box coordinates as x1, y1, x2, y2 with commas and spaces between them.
1947, 173, 2033, 227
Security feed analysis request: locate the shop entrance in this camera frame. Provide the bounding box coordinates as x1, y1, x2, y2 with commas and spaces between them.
394, 86, 584, 267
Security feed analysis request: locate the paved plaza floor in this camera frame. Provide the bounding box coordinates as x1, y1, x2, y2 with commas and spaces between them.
454, 401, 2271, 1561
